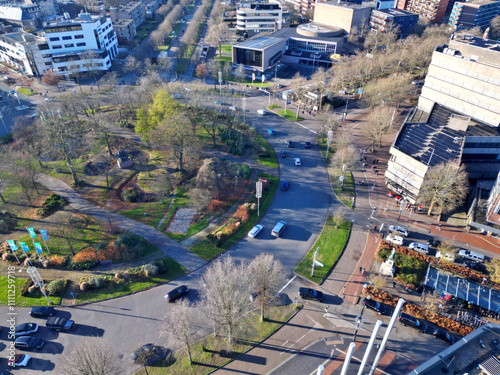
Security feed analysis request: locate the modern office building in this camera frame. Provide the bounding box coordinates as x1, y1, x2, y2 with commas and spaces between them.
109, 2, 144, 29
232, 36, 286, 72
0, 31, 49, 76
448, 0, 500, 30
313, 1, 373, 33
236, 3, 283, 35
405, 0, 450, 22
370, 8, 418, 35
0, 5, 40, 29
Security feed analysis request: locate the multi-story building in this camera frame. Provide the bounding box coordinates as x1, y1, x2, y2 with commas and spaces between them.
370, 8, 418, 35
405, 0, 449, 22
0, 31, 50, 76
113, 18, 136, 43
313, 1, 373, 33
144, 0, 160, 20
448, 0, 500, 30
0, 5, 41, 29
109, 2, 144, 29
43, 12, 118, 75
236, 3, 283, 35
375, 0, 397, 9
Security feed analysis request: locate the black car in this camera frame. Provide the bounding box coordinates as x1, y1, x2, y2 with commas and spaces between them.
281, 180, 289, 191
299, 287, 324, 302
427, 239, 440, 247
14, 323, 39, 337
363, 298, 387, 315
131, 344, 170, 365
164, 285, 189, 303
305, 141, 311, 149
280, 150, 287, 158
398, 313, 427, 333
465, 261, 485, 273
46, 317, 75, 331
14, 336, 45, 350
286, 140, 294, 148
29, 306, 55, 318
433, 328, 457, 344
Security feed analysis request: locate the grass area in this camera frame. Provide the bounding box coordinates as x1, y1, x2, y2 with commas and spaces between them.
267, 104, 280, 110
377, 246, 427, 285
137, 304, 298, 375
167, 219, 209, 242
332, 171, 354, 209
188, 240, 219, 261
0, 276, 63, 307
237, 81, 272, 88
18, 87, 37, 96
135, 20, 160, 43
75, 258, 186, 304
158, 45, 169, 51
256, 136, 278, 169
215, 55, 232, 63
277, 109, 303, 121
119, 200, 170, 230
220, 44, 232, 54
295, 218, 352, 284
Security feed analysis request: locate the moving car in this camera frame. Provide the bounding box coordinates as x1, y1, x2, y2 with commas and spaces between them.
14, 336, 45, 350
268, 129, 276, 135
286, 140, 294, 148
29, 306, 55, 318
305, 141, 311, 149
363, 298, 386, 314
8, 354, 31, 367
248, 225, 263, 238
173, 94, 182, 99
299, 287, 324, 302
389, 225, 409, 237
294, 158, 301, 166
14, 323, 39, 337
409, 242, 429, 254
281, 180, 289, 191
385, 234, 404, 246
164, 285, 189, 303
436, 251, 456, 262
280, 150, 287, 158
46, 317, 75, 331
398, 312, 427, 333
433, 328, 456, 344
257, 109, 266, 115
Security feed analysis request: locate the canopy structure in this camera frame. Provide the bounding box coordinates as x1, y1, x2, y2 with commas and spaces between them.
424, 266, 500, 313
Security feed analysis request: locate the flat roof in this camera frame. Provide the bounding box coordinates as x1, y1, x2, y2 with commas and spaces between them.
271, 26, 345, 42
236, 36, 283, 50
373, 8, 418, 16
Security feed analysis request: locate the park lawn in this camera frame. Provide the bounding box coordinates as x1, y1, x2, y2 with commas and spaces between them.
277, 109, 303, 121
120, 199, 171, 229
215, 55, 232, 64
0, 276, 64, 307
255, 136, 278, 169
237, 81, 272, 88
188, 240, 219, 260
332, 171, 354, 209
294, 218, 351, 284
75, 257, 186, 304
166, 219, 209, 242
137, 304, 298, 375
18, 87, 36, 96
135, 20, 159, 42
220, 44, 232, 54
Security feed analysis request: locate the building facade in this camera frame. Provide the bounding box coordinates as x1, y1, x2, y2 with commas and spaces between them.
236, 3, 283, 35
313, 1, 373, 33
109, 2, 144, 29
0, 31, 49, 76
405, 0, 449, 22
448, 0, 500, 30
375, 0, 397, 9
370, 8, 418, 35
232, 36, 286, 72
113, 18, 136, 43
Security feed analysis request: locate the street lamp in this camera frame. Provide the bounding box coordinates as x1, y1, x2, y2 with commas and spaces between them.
398, 198, 407, 221
353, 303, 366, 341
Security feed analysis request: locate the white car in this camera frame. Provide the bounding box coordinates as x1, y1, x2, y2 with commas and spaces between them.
9, 354, 31, 367
294, 158, 301, 166
436, 251, 455, 262
409, 242, 429, 254
389, 225, 409, 237
257, 109, 266, 115
229, 106, 237, 111
385, 234, 404, 246
248, 224, 263, 238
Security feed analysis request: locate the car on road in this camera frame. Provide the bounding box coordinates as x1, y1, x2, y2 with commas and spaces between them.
14, 336, 45, 350
271, 221, 287, 237
433, 328, 456, 344
363, 298, 386, 314
299, 287, 324, 302
164, 285, 189, 303
385, 234, 404, 246
398, 312, 427, 333
294, 158, 301, 166
281, 180, 289, 191
29, 306, 55, 318
46, 317, 75, 331
436, 251, 455, 262
427, 239, 440, 247
458, 249, 485, 262
268, 129, 276, 135
14, 323, 39, 336
248, 224, 263, 238
280, 150, 287, 158
257, 109, 266, 115
465, 261, 486, 272
44, 97, 56, 101
131, 344, 169, 365
305, 141, 311, 149
409, 242, 429, 254
389, 225, 409, 237
286, 140, 294, 148
8, 354, 31, 367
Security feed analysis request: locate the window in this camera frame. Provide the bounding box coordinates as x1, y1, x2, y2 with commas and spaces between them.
49, 37, 60, 41
52, 45, 62, 49
39, 43, 49, 50
75, 35, 84, 39
45, 62, 52, 66
65, 44, 74, 48
62, 36, 72, 40
76, 42, 86, 47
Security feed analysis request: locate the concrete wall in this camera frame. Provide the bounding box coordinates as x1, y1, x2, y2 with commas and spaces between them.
313, 3, 372, 33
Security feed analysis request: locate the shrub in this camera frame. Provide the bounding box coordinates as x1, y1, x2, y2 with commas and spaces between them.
98, 243, 122, 261
45, 279, 67, 296
234, 204, 250, 223
115, 272, 124, 280
42, 259, 49, 268
240, 164, 250, 179
80, 282, 89, 291
20, 279, 34, 296
121, 243, 145, 261
48, 255, 66, 267
36, 194, 67, 217
115, 232, 142, 249
2, 252, 16, 262
73, 247, 99, 263
155, 260, 167, 274
88, 277, 105, 289
122, 271, 130, 280
0, 211, 18, 233
142, 263, 159, 277
28, 285, 36, 294
68, 260, 97, 270
123, 187, 138, 202
95, 242, 108, 250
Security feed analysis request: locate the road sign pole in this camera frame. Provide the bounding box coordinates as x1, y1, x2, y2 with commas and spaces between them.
256, 181, 262, 217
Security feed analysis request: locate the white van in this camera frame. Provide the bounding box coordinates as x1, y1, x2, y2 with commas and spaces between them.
385, 234, 404, 246
409, 242, 429, 254
271, 221, 286, 237
436, 251, 456, 262
458, 249, 485, 262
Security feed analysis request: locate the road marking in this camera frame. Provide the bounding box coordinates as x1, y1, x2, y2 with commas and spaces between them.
282, 340, 289, 347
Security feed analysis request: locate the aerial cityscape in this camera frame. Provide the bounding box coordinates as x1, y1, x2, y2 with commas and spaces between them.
0, 0, 500, 373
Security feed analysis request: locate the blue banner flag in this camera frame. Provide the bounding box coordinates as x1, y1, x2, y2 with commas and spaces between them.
40, 229, 49, 241
7, 240, 18, 251
34, 243, 43, 254
19, 242, 30, 253
27, 228, 37, 239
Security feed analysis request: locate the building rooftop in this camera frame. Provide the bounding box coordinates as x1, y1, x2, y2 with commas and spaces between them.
319, 1, 372, 9
271, 25, 345, 42
236, 36, 283, 50
450, 33, 500, 52
372, 8, 418, 16
456, 0, 499, 6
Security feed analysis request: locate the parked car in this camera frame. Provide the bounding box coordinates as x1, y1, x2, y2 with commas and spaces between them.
398, 312, 427, 333
271, 221, 287, 237
299, 287, 324, 302
14, 323, 39, 337
433, 328, 456, 344
465, 261, 486, 272
8, 354, 31, 367
46, 317, 75, 332
248, 224, 263, 238
385, 234, 404, 246
286, 140, 294, 148
14, 336, 45, 350
305, 141, 311, 149
280, 150, 287, 158
458, 249, 485, 262
257, 109, 266, 115
294, 158, 301, 166
363, 298, 386, 315
268, 129, 276, 135
409, 242, 429, 254
389, 225, 409, 237
281, 180, 289, 191
29, 306, 55, 318
436, 251, 456, 262
427, 239, 440, 247
164, 285, 189, 303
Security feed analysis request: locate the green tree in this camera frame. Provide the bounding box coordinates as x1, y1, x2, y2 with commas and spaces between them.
136, 89, 179, 136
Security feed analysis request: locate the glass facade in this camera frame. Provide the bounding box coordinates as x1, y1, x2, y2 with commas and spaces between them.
235, 48, 262, 68
288, 39, 336, 53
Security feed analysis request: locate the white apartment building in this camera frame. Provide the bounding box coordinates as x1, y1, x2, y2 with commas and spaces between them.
0, 31, 50, 76
237, 3, 283, 34
43, 12, 118, 75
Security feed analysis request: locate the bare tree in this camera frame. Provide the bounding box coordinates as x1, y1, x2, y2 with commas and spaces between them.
489, 15, 500, 39
13, 121, 46, 168
249, 253, 286, 322
486, 258, 500, 282
366, 106, 392, 151
58, 336, 123, 375
417, 161, 469, 215
207, 23, 228, 57
199, 256, 252, 344
161, 299, 199, 365
436, 239, 458, 262
331, 207, 345, 228
188, 188, 211, 211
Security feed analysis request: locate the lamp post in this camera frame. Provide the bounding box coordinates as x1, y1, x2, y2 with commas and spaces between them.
353, 303, 366, 341
398, 198, 407, 221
